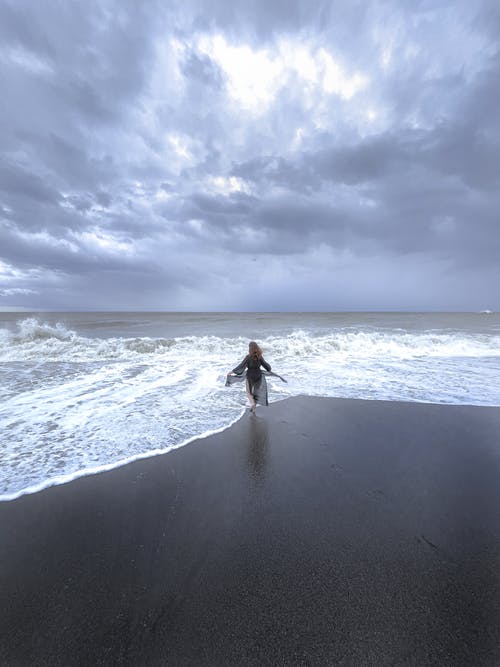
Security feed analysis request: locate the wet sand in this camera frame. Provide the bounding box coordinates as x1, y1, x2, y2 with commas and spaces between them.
1, 397, 500, 665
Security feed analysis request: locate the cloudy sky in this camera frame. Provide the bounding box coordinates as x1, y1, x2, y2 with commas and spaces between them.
1, 0, 499, 311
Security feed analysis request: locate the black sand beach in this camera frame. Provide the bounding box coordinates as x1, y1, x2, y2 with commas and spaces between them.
1, 396, 500, 666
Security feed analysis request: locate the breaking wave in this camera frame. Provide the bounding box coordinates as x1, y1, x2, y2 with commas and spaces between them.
1, 318, 499, 363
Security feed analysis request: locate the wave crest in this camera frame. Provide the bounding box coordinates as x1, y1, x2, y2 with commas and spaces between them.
11, 318, 75, 342
1, 318, 499, 363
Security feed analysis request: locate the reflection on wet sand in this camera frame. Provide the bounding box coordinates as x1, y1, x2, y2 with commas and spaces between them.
246, 415, 269, 485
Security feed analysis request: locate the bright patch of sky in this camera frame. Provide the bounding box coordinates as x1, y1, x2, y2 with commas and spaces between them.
208, 176, 252, 195
194, 34, 369, 113
77, 231, 133, 255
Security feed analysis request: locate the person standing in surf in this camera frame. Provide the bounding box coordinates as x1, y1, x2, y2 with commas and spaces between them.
226, 341, 272, 413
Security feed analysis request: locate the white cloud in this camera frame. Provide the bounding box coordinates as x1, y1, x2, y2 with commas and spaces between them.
77, 231, 134, 254
0, 287, 37, 296
167, 133, 192, 160
207, 176, 252, 195
317, 47, 368, 98
194, 34, 369, 114
1, 46, 53, 75
196, 34, 283, 112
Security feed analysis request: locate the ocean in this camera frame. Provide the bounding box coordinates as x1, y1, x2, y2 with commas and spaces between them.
1, 311, 499, 500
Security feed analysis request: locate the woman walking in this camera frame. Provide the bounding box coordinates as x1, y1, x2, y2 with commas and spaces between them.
226, 341, 272, 413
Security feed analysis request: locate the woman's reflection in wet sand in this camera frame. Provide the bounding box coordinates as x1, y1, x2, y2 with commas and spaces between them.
246, 415, 269, 487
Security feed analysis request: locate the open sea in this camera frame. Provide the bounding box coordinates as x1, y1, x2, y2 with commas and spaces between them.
1, 311, 499, 500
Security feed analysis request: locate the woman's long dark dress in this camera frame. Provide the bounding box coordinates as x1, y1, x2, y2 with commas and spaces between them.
232, 354, 271, 406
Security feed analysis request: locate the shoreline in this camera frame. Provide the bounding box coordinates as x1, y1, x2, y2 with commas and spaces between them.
2, 394, 500, 503
1, 396, 500, 664
0, 407, 249, 503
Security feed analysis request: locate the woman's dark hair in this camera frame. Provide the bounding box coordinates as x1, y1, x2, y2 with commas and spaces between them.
248, 341, 262, 358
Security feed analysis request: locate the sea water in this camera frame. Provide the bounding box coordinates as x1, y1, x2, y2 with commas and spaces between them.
1, 311, 499, 500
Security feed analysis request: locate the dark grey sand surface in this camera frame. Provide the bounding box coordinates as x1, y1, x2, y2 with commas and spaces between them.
1, 396, 500, 666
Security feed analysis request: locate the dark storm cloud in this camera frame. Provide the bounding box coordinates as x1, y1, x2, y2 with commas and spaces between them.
180, 51, 224, 88
104, 209, 164, 239
94, 191, 112, 208
184, 0, 342, 42
232, 155, 317, 193
1, 222, 131, 275
0, 1, 163, 117
228, 98, 500, 266
163, 187, 355, 257
1, 0, 499, 310
307, 142, 396, 187
0, 0, 164, 195
179, 192, 257, 221
0, 159, 61, 205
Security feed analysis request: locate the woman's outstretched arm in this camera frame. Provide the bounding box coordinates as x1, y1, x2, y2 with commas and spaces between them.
230, 355, 249, 375
260, 357, 271, 372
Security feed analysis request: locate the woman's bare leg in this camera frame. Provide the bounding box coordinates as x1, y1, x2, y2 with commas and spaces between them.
246, 381, 256, 412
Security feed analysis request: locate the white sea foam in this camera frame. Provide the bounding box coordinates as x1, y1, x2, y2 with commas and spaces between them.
1, 318, 499, 363
0, 412, 245, 502
1, 315, 499, 500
